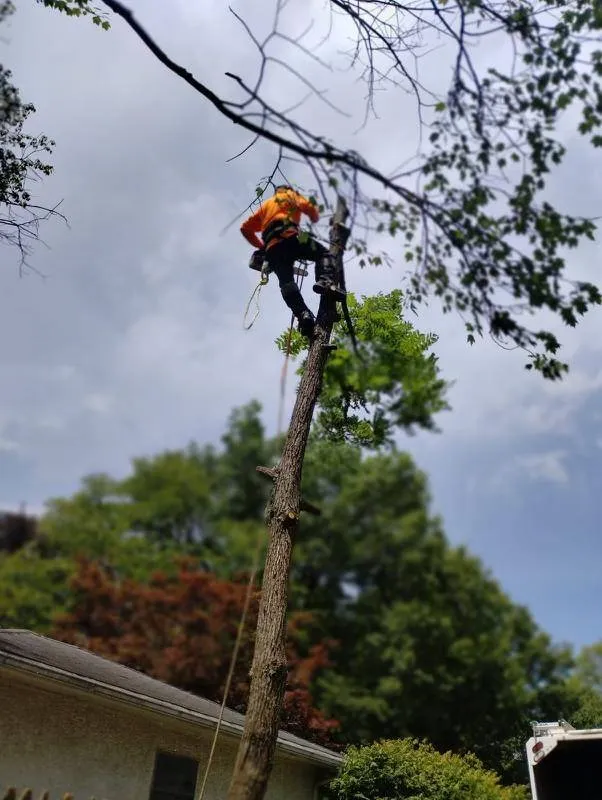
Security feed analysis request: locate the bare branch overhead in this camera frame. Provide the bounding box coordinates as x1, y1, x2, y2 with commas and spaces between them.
99, 0, 602, 378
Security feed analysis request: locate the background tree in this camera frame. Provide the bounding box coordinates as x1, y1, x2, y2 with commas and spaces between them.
572, 641, 602, 696
51, 556, 339, 745
0, 401, 275, 630
292, 442, 578, 783
565, 641, 602, 729
1, 0, 111, 267
50, 0, 602, 378
0, 509, 37, 553
0, 398, 587, 783
0, 1, 58, 268
568, 687, 602, 730
328, 739, 529, 800
0, 545, 71, 630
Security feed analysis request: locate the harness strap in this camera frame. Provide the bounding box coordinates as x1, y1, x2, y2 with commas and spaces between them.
262, 219, 299, 247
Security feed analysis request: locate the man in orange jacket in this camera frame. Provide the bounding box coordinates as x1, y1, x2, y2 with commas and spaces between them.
240, 185, 345, 337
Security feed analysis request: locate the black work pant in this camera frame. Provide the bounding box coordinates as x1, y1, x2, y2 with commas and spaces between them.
265, 235, 330, 318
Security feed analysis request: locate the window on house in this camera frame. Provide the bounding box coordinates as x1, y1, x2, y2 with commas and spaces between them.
148, 751, 199, 800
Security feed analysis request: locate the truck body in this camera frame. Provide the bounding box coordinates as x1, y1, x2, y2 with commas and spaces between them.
526, 720, 602, 799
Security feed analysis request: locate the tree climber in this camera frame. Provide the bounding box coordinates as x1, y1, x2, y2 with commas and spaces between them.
240, 185, 346, 338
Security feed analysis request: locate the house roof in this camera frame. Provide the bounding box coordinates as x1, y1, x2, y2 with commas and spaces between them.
0, 629, 342, 770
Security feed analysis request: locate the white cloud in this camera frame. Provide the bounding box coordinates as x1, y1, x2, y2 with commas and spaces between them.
0, 436, 20, 454
486, 449, 570, 496
515, 450, 570, 485
36, 415, 67, 433
83, 393, 113, 415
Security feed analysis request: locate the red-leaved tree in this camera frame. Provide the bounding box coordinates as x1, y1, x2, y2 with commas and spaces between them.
51, 557, 339, 745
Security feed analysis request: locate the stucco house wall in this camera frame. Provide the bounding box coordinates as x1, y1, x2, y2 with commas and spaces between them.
0, 631, 339, 800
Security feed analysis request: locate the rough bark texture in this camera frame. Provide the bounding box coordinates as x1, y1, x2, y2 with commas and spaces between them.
226, 198, 350, 800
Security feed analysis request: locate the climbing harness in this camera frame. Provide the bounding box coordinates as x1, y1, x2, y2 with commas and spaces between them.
243, 216, 360, 425
261, 218, 299, 248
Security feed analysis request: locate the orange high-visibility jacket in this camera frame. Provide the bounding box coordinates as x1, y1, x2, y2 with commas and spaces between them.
240, 187, 320, 250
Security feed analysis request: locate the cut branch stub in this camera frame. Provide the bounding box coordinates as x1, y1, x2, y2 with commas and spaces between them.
256, 466, 321, 516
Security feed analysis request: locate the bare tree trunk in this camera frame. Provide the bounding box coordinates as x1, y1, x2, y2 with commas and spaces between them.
226, 198, 350, 800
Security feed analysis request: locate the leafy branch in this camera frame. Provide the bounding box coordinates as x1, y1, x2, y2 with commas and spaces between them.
277, 290, 451, 447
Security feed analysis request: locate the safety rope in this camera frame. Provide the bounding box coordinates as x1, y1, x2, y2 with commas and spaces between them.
242, 264, 270, 331
199, 260, 303, 798
197, 525, 264, 800
201, 233, 340, 796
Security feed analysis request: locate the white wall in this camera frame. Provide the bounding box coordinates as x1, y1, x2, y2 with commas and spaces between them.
0, 669, 323, 800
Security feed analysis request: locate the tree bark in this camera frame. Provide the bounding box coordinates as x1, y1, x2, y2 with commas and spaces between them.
226, 197, 350, 800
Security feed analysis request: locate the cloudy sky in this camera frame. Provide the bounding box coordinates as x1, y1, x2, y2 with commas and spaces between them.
2, 0, 601, 651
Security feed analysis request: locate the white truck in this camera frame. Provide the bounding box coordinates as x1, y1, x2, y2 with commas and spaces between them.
526, 720, 602, 799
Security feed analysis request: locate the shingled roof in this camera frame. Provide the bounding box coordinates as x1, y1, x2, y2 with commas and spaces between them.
0, 629, 341, 769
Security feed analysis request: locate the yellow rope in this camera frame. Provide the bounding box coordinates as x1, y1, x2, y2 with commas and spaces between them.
201, 257, 305, 798
197, 526, 264, 800
243, 266, 270, 331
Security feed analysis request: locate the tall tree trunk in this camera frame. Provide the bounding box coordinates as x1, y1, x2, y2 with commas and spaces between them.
226, 197, 350, 800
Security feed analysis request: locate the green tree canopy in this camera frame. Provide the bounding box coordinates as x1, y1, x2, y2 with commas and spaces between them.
0, 545, 71, 630
564, 641, 602, 729
278, 291, 450, 448
1, 1, 56, 267
573, 641, 602, 696
1, 0, 110, 267
293, 442, 576, 782
0, 400, 581, 782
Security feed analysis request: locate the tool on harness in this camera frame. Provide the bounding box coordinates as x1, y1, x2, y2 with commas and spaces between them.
249, 248, 266, 272
248, 250, 308, 278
